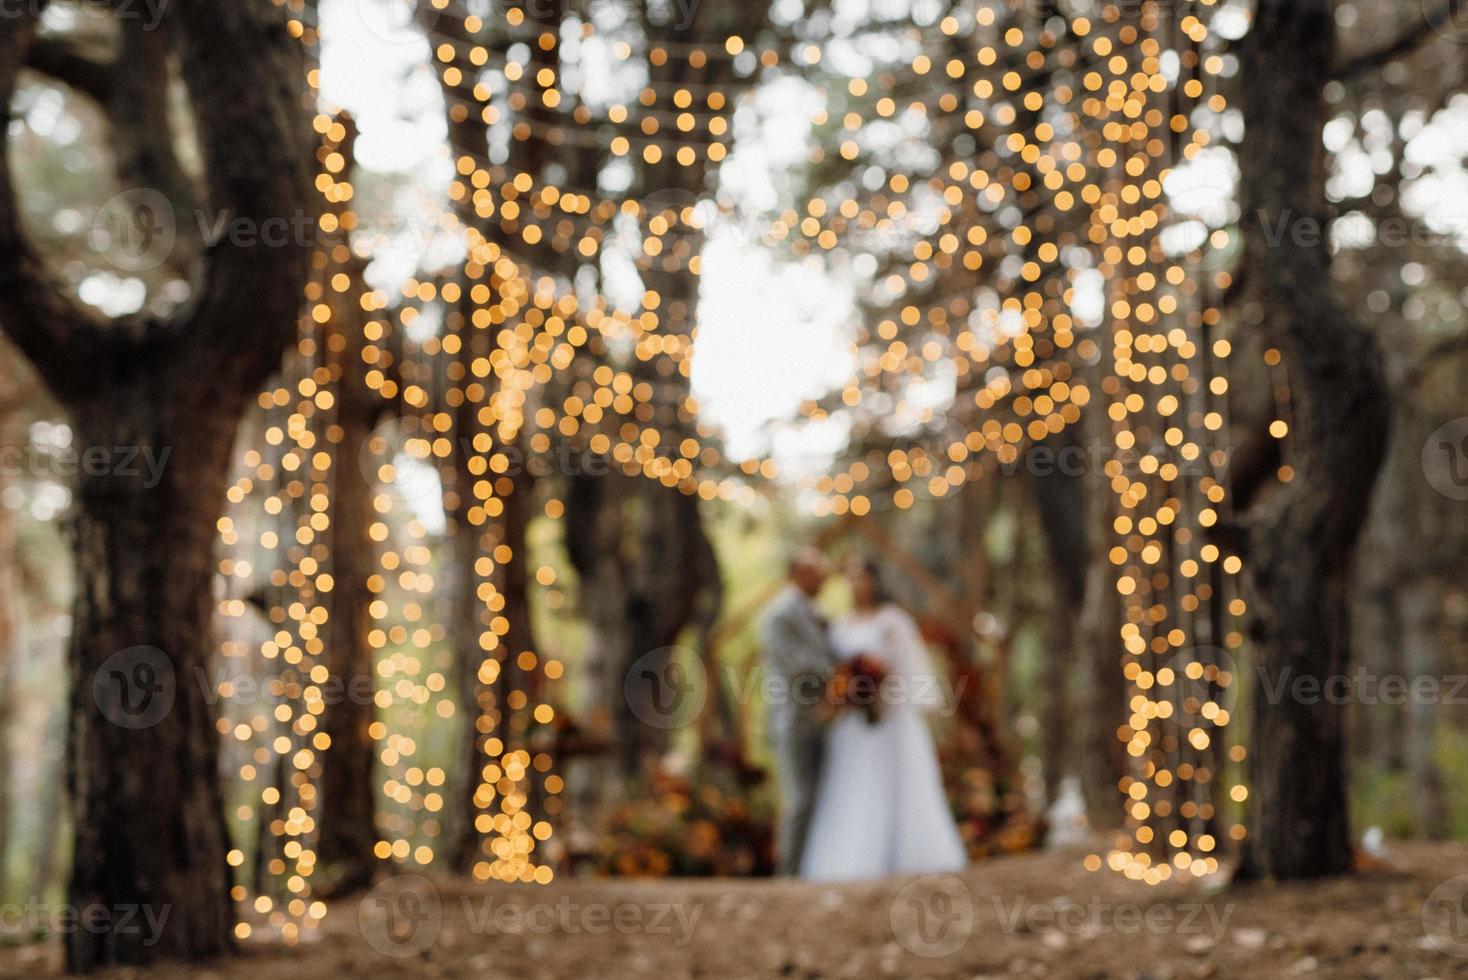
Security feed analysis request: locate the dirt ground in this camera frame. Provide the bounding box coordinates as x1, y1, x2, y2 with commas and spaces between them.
4, 842, 1468, 979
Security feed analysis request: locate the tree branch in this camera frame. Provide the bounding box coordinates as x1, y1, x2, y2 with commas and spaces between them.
24, 35, 115, 103
1333, 0, 1467, 78
1402, 331, 1468, 387
0, 14, 111, 404
165, 0, 318, 393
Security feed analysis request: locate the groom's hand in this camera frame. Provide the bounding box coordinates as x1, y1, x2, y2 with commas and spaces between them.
813, 668, 845, 725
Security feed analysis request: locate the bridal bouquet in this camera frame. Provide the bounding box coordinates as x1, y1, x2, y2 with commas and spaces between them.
827, 654, 889, 724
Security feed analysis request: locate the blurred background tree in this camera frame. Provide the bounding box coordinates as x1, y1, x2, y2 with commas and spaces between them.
2, 0, 1468, 969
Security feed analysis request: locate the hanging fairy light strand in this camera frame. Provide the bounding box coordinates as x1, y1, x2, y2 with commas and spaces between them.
217, 0, 1249, 904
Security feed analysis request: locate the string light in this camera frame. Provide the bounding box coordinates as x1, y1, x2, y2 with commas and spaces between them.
218, 0, 1247, 911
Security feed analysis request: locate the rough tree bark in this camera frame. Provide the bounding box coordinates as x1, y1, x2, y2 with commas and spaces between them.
1232, 0, 1392, 880
0, 2, 315, 967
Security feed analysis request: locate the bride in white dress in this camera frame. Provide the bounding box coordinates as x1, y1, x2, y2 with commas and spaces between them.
799, 556, 969, 881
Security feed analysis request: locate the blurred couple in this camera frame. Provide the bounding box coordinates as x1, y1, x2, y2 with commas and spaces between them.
759, 546, 967, 881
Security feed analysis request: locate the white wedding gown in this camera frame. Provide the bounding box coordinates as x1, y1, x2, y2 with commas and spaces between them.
799, 604, 968, 881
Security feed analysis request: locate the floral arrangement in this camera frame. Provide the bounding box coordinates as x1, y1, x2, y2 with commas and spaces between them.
938, 732, 1044, 858
826, 654, 889, 724
594, 763, 776, 877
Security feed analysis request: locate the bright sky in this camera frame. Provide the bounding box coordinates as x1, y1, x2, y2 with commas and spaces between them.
317, 0, 856, 465
27, 0, 1468, 476
310, 0, 1468, 471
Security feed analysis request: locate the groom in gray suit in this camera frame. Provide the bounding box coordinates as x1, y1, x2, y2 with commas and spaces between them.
759, 546, 838, 876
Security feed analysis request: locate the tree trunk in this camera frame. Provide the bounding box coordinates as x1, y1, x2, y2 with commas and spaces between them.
315, 252, 382, 891
423, 4, 554, 870
65, 391, 239, 967
31, 704, 68, 902
0, 454, 15, 880
620, 482, 719, 775
1075, 362, 1127, 828
0, 1, 316, 964
497, 459, 538, 731
0, 356, 23, 882
1027, 435, 1088, 807
564, 469, 632, 800
1400, 584, 1448, 838
1233, 0, 1391, 880
444, 461, 540, 870
446, 518, 485, 873
1077, 545, 1126, 828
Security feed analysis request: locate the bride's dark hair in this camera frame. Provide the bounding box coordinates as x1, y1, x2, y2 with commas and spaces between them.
849, 553, 893, 606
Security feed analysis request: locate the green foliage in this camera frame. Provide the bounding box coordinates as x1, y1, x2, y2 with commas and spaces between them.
1352, 727, 1468, 841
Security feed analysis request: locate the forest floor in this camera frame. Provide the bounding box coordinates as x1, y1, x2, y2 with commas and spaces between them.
3, 841, 1468, 979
